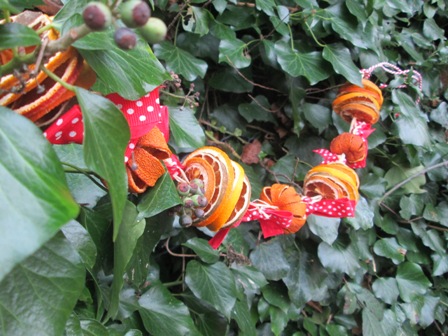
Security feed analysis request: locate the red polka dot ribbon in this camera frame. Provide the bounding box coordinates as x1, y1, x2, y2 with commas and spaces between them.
163, 154, 186, 181
313, 148, 344, 164
303, 196, 356, 217
43, 87, 169, 163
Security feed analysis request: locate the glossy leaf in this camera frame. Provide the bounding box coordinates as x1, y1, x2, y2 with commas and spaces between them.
219, 39, 251, 69
0, 108, 79, 281
0, 233, 85, 335
61, 220, 97, 270
302, 103, 332, 134
275, 41, 330, 85
323, 44, 363, 86
0, 22, 40, 49
396, 262, 431, 302
250, 239, 290, 281
154, 42, 208, 81
185, 260, 238, 319
169, 106, 206, 152
76, 88, 129, 241
318, 239, 360, 276
384, 165, 426, 194
373, 238, 406, 265
345, 197, 374, 230
307, 215, 340, 245
137, 172, 181, 218
183, 237, 220, 263
108, 201, 146, 319
138, 283, 200, 336
372, 277, 399, 305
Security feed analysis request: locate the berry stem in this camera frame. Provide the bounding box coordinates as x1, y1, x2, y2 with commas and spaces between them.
39, 64, 76, 92
45, 23, 93, 55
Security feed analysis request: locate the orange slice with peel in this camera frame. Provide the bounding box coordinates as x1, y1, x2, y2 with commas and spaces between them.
206, 161, 245, 231
309, 163, 359, 191
303, 175, 346, 199
332, 91, 381, 113
336, 102, 380, 124
338, 79, 383, 106
218, 175, 252, 229
182, 146, 234, 227
184, 157, 216, 203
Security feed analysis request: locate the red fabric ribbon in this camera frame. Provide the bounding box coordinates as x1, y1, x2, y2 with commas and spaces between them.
313, 148, 344, 164
349, 120, 375, 169
43, 87, 169, 163
163, 154, 186, 181
303, 196, 356, 217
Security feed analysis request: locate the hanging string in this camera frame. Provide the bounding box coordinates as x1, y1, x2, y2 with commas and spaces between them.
360, 62, 423, 103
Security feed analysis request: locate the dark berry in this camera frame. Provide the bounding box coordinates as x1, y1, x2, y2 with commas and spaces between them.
189, 178, 204, 195
194, 208, 205, 218
83, 2, 112, 31
114, 27, 137, 49
120, 0, 151, 28
180, 214, 193, 227
183, 197, 194, 208
177, 182, 191, 196
137, 17, 167, 44
191, 194, 208, 207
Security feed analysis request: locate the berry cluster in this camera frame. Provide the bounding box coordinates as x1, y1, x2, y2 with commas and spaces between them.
82, 0, 167, 50
175, 179, 209, 227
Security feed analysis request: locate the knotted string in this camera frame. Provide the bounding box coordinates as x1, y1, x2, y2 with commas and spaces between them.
360, 62, 423, 103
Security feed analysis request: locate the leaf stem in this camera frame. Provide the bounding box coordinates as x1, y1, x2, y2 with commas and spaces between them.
40, 65, 76, 92
378, 160, 448, 204
304, 21, 325, 48
62, 161, 108, 191
45, 23, 93, 55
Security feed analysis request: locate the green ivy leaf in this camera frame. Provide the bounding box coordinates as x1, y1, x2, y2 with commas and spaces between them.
396, 262, 431, 302
108, 202, 146, 319
139, 282, 200, 336
169, 106, 206, 152
255, 0, 275, 15
54, 144, 107, 208
230, 264, 268, 293
219, 38, 251, 68
318, 238, 360, 276
345, 197, 374, 230
372, 277, 399, 305
250, 239, 290, 281
274, 41, 331, 85
373, 238, 406, 265
209, 67, 254, 93
0, 233, 85, 335
400, 295, 439, 328
302, 103, 332, 134
362, 309, 389, 336
154, 42, 208, 81
183, 237, 220, 264
61, 220, 97, 270
384, 165, 426, 194
77, 34, 170, 100
0, 23, 41, 50
190, 7, 212, 36
137, 172, 181, 218
307, 215, 340, 245
0, 108, 79, 281
75, 88, 130, 241
262, 283, 290, 313
431, 253, 448, 276
322, 44, 363, 86
232, 299, 257, 336
185, 260, 238, 319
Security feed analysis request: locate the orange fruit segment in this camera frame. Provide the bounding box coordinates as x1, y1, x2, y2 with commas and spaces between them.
218, 175, 252, 229
182, 146, 234, 227
184, 157, 216, 203
206, 161, 245, 231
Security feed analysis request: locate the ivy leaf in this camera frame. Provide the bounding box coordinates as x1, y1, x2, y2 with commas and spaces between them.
372, 277, 399, 305
0, 23, 40, 50
61, 220, 97, 270
137, 172, 181, 218
232, 299, 257, 336
138, 282, 201, 336
108, 202, 146, 319
302, 103, 332, 134
0, 233, 85, 335
77, 34, 170, 100
250, 239, 290, 280
255, 0, 275, 15
219, 38, 251, 68
318, 238, 360, 276
345, 197, 374, 230
322, 44, 363, 86
0, 108, 79, 281
154, 42, 208, 81
183, 238, 220, 264
76, 88, 130, 241
185, 260, 238, 319
396, 262, 431, 302
384, 165, 426, 195
191, 7, 212, 36
373, 238, 406, 265
169, 106, 206, 153
307, 215, 340, 245
274, 41, 331, 85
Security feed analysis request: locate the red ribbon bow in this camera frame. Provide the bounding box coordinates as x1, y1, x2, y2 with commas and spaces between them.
303, 196, 356, 217
43, 87, 169, 163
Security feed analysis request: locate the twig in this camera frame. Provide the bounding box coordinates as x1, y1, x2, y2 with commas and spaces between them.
164, 236, 196, 258
378, 161, 448, 204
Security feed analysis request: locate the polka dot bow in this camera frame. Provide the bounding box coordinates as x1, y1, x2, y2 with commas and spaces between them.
44, 87, 172, 193
303, 197, 356, 217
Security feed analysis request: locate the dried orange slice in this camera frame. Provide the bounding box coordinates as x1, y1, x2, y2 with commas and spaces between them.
218, 175, 252, 229
206, 161, 245, 231
303, 174, 346, 199
184, 157, 216, 202
332, 91, 381, 113
336, 102, 380, 124
182, 146, 234, 227
338, 79, 383, 106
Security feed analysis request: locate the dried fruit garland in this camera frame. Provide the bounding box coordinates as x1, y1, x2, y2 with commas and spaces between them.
1, 20, 422, 250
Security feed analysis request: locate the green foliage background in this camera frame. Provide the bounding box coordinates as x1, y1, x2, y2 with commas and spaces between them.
1, 0, 448, 335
